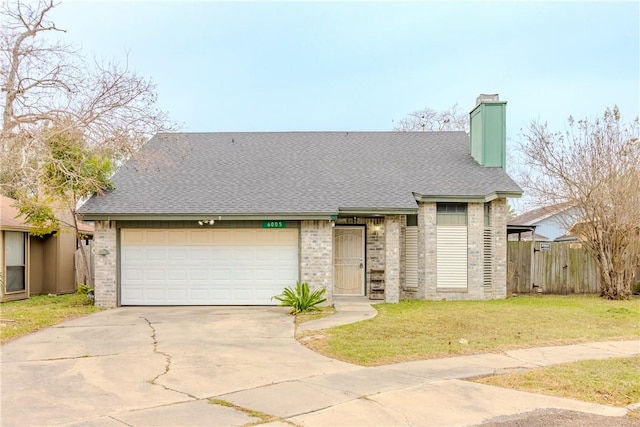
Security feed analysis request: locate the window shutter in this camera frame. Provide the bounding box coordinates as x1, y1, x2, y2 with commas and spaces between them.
484, 228, 493, 290
405, 226, 418, 288
436, 226, 468, 288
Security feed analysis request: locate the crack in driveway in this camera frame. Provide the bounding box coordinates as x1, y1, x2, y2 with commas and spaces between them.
141, 316, 198, 400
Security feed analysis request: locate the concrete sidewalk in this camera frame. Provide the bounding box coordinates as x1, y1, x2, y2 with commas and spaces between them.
264, 298, 639, 426
296, 296, 380, 332
1, 302, 638, 427
222, 341, 638, 426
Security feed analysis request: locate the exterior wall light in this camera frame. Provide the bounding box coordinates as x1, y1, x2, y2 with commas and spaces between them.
198, 219, 215, 226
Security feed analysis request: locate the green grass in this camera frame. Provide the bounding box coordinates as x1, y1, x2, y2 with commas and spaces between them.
0, 293, 100, 344
475, 356, 640, 408
299, 295, 640, 366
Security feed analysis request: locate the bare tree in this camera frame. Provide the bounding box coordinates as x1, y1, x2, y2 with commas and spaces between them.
393, 104, 469, 132
0, 0, 175, 197
520, 106, 640, 299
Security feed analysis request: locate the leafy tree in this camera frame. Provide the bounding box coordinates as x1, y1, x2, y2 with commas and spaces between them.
393, 104, 469, 132
16, 125, 114, 286
0, 0, 174, 197
520, 106, 640, 299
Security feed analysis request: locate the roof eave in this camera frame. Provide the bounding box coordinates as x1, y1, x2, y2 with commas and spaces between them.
78, 212, 339, 221
413, 191, 523, 203
338, 207, 417, 216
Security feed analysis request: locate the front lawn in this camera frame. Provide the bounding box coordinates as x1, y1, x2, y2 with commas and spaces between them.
299, 295, 640, 366
475, 356, 640, 408
0, 293, 100, 344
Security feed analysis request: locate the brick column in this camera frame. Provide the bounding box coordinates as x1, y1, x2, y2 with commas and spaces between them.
466, 203, 485, 299
94, 220, 117, 308
492, 198, 508, 299
300, 220, 334, 304
384, 215, 401, 303
419, 202, 437, 299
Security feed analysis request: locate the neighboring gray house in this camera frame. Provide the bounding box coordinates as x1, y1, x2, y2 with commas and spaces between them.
80, 95, 522, 308
508, 204, 575, 242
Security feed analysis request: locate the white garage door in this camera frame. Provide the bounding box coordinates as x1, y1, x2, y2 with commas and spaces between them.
120, 228, 299, 305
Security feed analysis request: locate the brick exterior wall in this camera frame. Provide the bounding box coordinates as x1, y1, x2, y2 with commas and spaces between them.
384, 215, 402, 303
89, 203, 508, 309
300, 220, 334, 303
491, 198, 508, 298
465, 202, 485, 299
418, 202, 437, 299
418, 200, 508, 301
94, 220, 118, 308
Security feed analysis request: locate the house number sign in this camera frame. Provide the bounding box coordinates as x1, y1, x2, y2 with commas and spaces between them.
262, 221, 286, 229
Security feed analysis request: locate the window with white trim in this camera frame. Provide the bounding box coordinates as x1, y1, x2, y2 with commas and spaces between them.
4, 231, 26, 293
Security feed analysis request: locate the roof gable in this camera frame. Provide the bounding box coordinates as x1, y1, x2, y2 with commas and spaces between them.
80, 132, 522, 217
508, 203, 573, 226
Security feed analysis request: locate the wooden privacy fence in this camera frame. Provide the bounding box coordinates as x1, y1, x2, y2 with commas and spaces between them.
75, 240, 94, 287
508, 241, 600, 294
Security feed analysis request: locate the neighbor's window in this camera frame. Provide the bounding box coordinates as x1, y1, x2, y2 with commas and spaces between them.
4, 231, 26, 292
437, 203, 467, 225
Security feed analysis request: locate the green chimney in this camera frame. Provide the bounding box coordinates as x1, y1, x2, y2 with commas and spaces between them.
469, 94, 506, 169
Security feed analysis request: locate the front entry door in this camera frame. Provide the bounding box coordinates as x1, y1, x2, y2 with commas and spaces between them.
333, 227, 365, 295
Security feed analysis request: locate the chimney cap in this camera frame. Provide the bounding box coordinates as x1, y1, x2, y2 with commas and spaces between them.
476, 93, 500, 106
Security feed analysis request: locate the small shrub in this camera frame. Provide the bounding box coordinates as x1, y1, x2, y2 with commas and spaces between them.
76, 283, 95, 302
272, 281, 327, 314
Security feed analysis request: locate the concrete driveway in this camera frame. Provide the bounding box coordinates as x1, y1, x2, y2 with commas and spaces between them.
1, 305, 637, 426
0, 306, 354, 426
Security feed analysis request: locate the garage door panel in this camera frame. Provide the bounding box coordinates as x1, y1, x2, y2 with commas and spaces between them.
146, 269, 165, 281
233, 288, 253, 302
145, 288, 166, 302
233, 269, 255, 280
234, 248, 255, 261
188, 288, 209, 300
167, 230, 188, 244
276, 247, 298, 261
277, 268, 298, 281
212, 248, 232, 260
146, 248, 168, 262
189, 230, 210, 244
211, 289, 232, 302
211, 270, 231, 280
122, 288, 143, 302
121, 229, 299, 305
190, 248, 210, 262
168, 248, 188, 260
189, 269, 210, 281
167, 269, 187, 281
145, 231, 167, 245
167, 288, 187, 302
122, 269, 143, 282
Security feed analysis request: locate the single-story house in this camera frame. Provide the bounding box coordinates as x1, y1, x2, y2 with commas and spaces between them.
508, 203, 576, 242
1, 195, 93, 302
80, 94, 523, 308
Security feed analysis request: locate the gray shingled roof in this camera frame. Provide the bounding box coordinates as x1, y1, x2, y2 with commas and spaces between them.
80, 132, 522, 217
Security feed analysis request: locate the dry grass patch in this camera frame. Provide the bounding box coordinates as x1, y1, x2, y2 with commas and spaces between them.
299, 295, 640, 366
0, 293, 100, 344
475, 356, 640, 408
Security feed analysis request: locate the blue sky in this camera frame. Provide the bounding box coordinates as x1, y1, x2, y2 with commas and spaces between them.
51, 0, 638, 137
